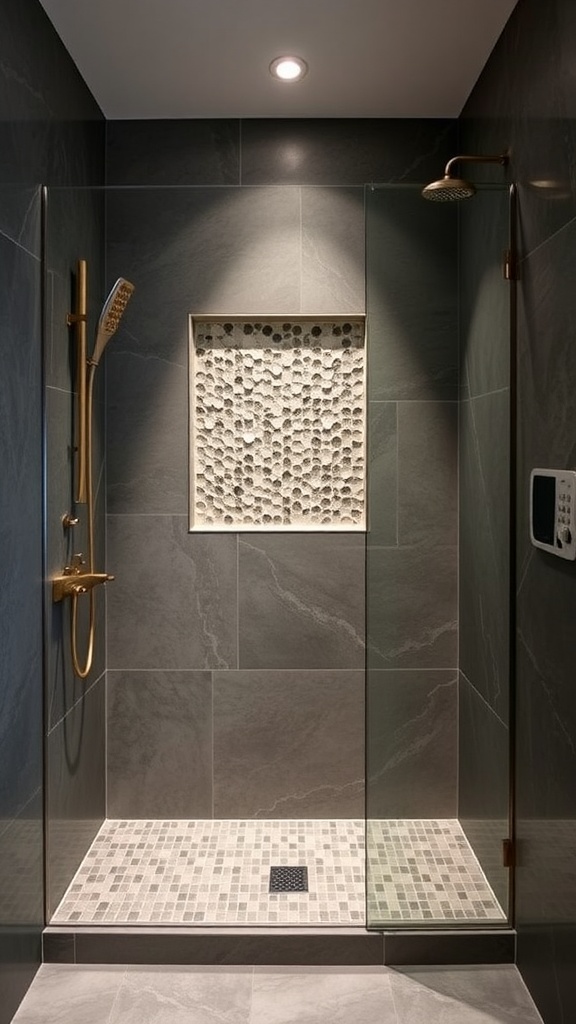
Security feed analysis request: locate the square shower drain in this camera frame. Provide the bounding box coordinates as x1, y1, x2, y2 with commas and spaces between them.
269, 866, 309, 892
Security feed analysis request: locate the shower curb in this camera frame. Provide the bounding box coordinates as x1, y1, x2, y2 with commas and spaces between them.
43, 926, 515, 966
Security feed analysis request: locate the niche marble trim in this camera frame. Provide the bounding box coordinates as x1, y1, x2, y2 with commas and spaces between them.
189, 316, 366, 531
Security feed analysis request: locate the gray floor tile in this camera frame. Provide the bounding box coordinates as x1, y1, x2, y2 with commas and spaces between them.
109, 967, 253, 1024
251, 966, 398, 1024
12, 965, 126, 1024
12, 965, 543, 1024
389, 966, 543, 1024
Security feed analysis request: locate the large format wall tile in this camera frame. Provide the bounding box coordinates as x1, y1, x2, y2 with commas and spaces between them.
106, 350, 189, 515
459, 189, 510, 400
367, 545, 457, 669
367, 402, 397, 547
463, 17, 576, 1014
213, 670, 364, 818
241, 119, 458, 186
397, 401, 458, 547
0, 792, 43, 1022
301, 187, 365, 313
1, 0, 104, 1015
0, 185, 41, 258
0, 0, 103, 192
107, 516, 237, 670
106, 120, 241, 186
366, 188, 458, 402
462, 0, 576, 262
458, 672, 509, 910
107, 671, 212, 818
106, 187, 301, 360
459, 392, 510, 722
46, 676, 105, 919
0, 236, 42, 823
367, 669, 457, 818
238, 534, 365, 669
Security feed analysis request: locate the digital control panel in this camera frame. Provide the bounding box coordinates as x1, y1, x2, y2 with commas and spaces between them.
530, 468, 576, 560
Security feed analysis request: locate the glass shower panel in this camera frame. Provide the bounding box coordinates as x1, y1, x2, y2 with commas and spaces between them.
43, 185, 368, 932
365, 184, 512, 928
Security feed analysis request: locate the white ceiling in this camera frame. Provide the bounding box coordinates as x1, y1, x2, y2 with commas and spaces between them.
38, 0, 518, 120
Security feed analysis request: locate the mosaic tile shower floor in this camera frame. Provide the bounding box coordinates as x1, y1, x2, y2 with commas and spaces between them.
51, 819, 506, 927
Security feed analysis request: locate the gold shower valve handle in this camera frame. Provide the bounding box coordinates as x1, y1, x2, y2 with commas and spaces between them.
52, 568, 115, 603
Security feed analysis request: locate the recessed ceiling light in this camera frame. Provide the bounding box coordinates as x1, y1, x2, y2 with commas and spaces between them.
269, 56, 308, 82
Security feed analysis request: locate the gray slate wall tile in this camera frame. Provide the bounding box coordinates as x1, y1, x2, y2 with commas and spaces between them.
106, 188, 301, 353
107, 516, 237, 671
213, 670, 364, 818
367, 669, 457, 818
367, 402, 397, 547
366, 188, 458, 402
46, 677, 106, 918
106, 350, 189, 515
107, 671, 212, 818
459, 392, 510, 722
459, 188, 510, 399
241, 119, 458, 186
398, 401, 458, 547
463, 6, 576, 1014
301, 187, 365, 314
0, 185, 41, 257
106, 120, 241, 185
367, 545, 457, 669
1, 0, 104, 1011
0, 237, 42, 822
238, 534, 365, 670
458, 672, 509, 910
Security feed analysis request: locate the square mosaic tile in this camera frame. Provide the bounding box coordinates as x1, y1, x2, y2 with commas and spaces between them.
51, 818, 506, 927
367, 819, 506, 925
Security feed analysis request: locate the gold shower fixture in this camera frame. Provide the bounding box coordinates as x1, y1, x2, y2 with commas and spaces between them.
421, 153, 509, 201
54, 261, 135, 678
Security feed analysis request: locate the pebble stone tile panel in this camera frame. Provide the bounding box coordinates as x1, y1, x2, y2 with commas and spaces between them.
190, 319, 366, 530
51, 819, 505, 927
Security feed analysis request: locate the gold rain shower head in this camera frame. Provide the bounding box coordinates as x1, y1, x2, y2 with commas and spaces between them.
422, 153, 509, 202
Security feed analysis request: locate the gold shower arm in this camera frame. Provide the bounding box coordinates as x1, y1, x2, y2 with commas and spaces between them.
67, 259, 88, 504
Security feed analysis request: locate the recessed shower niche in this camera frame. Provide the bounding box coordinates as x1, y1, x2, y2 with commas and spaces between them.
189, 316, 366, 530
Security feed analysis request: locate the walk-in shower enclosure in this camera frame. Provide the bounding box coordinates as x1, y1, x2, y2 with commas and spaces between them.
42, 178, 512, 933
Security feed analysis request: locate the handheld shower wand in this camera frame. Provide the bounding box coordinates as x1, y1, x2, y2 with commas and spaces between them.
90, 278, 135, 367
55, 265, 135, 678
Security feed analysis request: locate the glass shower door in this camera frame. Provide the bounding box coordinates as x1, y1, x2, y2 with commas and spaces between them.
365, 183, 512, 928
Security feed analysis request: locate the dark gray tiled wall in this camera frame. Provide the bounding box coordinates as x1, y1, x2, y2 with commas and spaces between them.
213, 670, 365, 818
105, 122, 459, 820
367, 670, 457, 819
106, 119, 457, 188
462, 0, 576, 1018
0, 220, 43, 1020
0, 0, 104, 1016
107, 672, 213, 818
365, 187, 458, 817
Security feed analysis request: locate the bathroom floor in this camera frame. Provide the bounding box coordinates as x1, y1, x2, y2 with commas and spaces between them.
11, 964, 544, 1024
51, 818, 505, 927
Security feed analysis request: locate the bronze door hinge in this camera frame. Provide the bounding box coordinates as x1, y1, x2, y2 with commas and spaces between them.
503, 248, 516, 280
